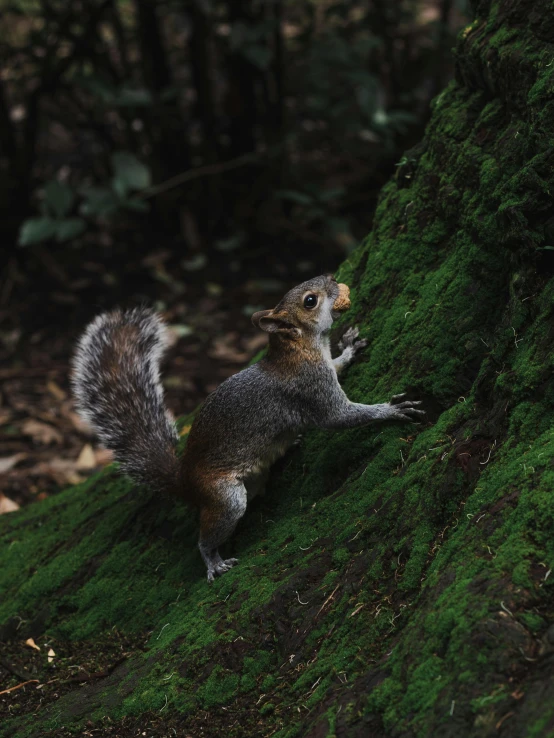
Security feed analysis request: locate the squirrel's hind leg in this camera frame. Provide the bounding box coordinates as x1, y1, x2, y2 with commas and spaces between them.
245, 468, 270, 501
198, 480, 247, 582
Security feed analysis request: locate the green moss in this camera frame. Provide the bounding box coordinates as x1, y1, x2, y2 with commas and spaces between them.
488, 26, 519, 50
240, 673, 257, 692
518, 612, 546, 633
261, 674, 277, 691
332, 547, 350, 566
197, 666, 240, 709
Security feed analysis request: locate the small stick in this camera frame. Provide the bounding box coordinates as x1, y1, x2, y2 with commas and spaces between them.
0, 679, 39, 696
315, 585, 340, 619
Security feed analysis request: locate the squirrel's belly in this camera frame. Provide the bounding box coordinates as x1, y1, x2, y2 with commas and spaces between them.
244, 434, 296, 478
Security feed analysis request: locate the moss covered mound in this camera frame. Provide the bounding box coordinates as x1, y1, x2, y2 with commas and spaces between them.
2, 2, 554, 736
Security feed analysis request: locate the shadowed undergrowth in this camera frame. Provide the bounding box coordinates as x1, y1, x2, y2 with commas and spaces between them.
2, 1, 554, 736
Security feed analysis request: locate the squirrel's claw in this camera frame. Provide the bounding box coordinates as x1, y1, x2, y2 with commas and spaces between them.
338, 326, 359, 350
389, 396, 425, 422
206, 557, 239, 582
339, 326, 368, 355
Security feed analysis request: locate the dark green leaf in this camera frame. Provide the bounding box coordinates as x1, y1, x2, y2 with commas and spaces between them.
80, 187, 118, 217
111, 152, 151, 192
44, 180, 75, 217
122, 197, 149, 213
74, 73, 116, 103
115, 87, 153, 107
112, 176, 129, 199
55, 218, 87, 242
19, 217, 58, 246
215, 233, 245, 252
319, 187, 345, 202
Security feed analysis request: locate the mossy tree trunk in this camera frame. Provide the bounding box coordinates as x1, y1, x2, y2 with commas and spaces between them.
3, 1, 554, 736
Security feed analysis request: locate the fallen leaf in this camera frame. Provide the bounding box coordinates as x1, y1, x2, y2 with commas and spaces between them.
47, 648, 55, 663
0, 452, 26, 474
181, 253, 207, 272
94, 448, 114, 466
25, 638, 41, 651
179, 425, 192, 437
141, 249, 171, 268
208, 333, 250, 363
206, 282, 222, 297
167, 324, 193, 340
75, 444, 96, 470
164, 375, 195, 391
46, 380, 66, 402
21, 419, 62, 445
0, 494, 20, 514
31, 459, 83, 486
64, 410, 92, 435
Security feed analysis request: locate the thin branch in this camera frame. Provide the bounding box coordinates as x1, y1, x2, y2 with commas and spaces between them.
138, 152, 259, 199
0, 680, 39, 696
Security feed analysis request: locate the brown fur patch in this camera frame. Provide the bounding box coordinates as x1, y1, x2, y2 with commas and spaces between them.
265, 335, 324, 374
181, 459, 237, 508
198, 500, 229, 536
101, 322, 140, 379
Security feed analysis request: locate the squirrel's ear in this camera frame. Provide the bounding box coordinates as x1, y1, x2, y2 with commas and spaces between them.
252, 309, 300, 337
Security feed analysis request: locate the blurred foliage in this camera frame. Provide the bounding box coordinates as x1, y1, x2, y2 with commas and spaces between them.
0, 0, 470, 260
19, 152, 150, 245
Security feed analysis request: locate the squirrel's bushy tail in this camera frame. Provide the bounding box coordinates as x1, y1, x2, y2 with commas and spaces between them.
72, 308, 181, 494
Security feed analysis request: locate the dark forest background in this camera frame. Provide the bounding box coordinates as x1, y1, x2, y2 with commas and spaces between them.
0, 0, 469, 509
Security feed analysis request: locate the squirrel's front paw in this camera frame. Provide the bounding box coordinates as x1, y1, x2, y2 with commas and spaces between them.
388, 393, 425, 422
338, 326, 368, 356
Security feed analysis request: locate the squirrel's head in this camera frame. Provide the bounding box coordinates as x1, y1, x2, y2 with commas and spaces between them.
252, 274, 350, 340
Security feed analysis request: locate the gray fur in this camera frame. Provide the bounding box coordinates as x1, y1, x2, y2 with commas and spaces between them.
71, 308, 180, 494
72, 275, 424, 582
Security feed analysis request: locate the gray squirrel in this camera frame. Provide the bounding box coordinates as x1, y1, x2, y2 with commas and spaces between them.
72, 274, 424, 581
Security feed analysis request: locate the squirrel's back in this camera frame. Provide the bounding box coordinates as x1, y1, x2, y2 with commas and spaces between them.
71, 308, 181, 494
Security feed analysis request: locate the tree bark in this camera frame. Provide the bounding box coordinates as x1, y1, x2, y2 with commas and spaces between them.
223, 0, 258, 157
2, 1, 554, 735
135, 0, 191, 179
188, 0, 219, 162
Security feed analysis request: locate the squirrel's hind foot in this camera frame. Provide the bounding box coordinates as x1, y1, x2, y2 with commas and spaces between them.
206, 556, 239, 583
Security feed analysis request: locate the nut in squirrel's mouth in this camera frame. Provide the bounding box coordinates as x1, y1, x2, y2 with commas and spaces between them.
333, 283, 351, 312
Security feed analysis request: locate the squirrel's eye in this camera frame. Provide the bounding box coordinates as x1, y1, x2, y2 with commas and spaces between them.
303, 294, 318, 309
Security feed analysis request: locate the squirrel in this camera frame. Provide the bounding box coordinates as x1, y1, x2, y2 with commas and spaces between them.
72, 274, 424, 582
